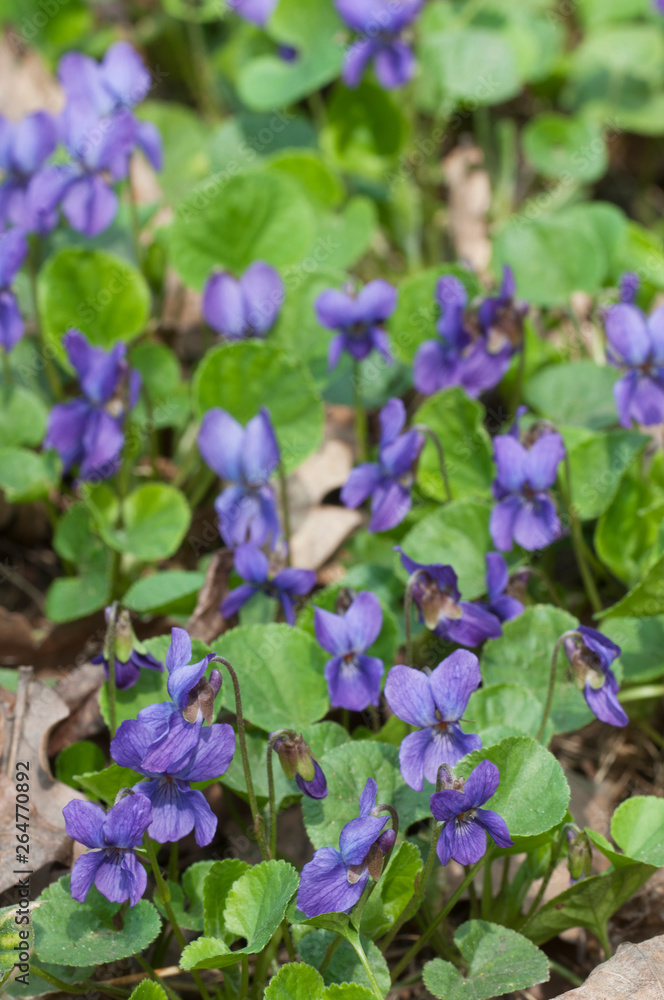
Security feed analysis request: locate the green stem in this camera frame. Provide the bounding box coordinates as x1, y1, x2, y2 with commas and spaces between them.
278, 461, 292, 567
518, 834, 564, 932
561, 456, 603, 615
380, 818, 441, 952
595, 924, 612, 959
211, 656, 269, 861
536, 632, 577, 744
619, 684, 664, 703
184, 21, 220, 120
548, 959, 584, 988
27, 238, 61, 400
146, 838, 212, 1000
481, 850, 494, 918
2, 348, 11, 402
390, 858, 486, 983
320, 932, 343, 974
106, 601, 119, 739
240, 955, 249, 1000
168, 841, 179, 882
353, 362, 368, 463
525, 566, 564, 609
127, 159, 144, 274
29, 967, 127, 998
281, 918, 296, 961
266, 731, 282, 860
346, 930, 384, 998
414, 425, 451, 502
135, 955, 182, 1000
509, 341, 526, 419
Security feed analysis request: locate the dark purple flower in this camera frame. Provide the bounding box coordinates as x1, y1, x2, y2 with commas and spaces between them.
91, 607, 163, 691
414, 276, 512, 398
63, 794, 152, 907
478, 265, 527, 354
385, 651, 482, 791
490, 418, 565, 552
314, 591, 384, 712
271, 731, 328, 799
604, 301, 664, 428
203, 262, 284, 341
481, 553, 524, 623
297, 778, 395, 917
430, 759, 513, 865
44, 329, 140, 482
58, 42, 162, 171
198, 407, 281, 549
341, 398, 424, 533
110, 629, 235, 846
315, 280, 396, 371
336, 0, 423, 90
227, 0, 278, 24
221, 544, 315, 625
619, 271, 640, 305
396, 547, 502, 647
0, 112, 58, 232
564, 626, 628, 728
0, 227, 28, 353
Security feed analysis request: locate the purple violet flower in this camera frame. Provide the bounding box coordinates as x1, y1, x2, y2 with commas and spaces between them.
63, 794, 152, 907
430, 759, 513, 865
44, 329, 141, 482
490, 418, 565, 552
58, 42, 162, 170
0, 112, 58, 232
478, 265, 527, 354
336, 0, 424, 90
395, 547, 502, 647
314, 591, 384, 712
227, 0, 278, 25
221, 544, 315, 625
0, 227, 28, 353
203, 262, 284, 341
341, 398, 424, 533
564, 626, 628, 728
481, 553, 524, 623
315, 279, 396, 371
414, 276, 512, 398
297, 778, 395, 917
91, 607, 164, 691
604, 299, 664, 428
110, 628, 235, 846
385, 651, 482, 791
271, 731, 328, 799
198, 407, 281, 549
619, 271, 640, 305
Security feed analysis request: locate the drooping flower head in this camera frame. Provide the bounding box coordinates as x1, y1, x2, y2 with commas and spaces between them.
430, 759, 513, 865
198, 407, 281, 549
481, 552, 524, 623
336, 0, 424, 90
0, 112, 58, 232
414, 276, 513, 398
478, 265, 528, 354
227, 0, 278, 25
490, 415, 565, 552
57, 42, 162, 170
315, 279, 396, 372
92, 606, 164, 691
0, 227, 28, 353
110, 628, 235, 846
297, 778, 396, 917
63, 794, 152, 907
271, 730, 328, 799
203, 262, 284, 341
341, 398, 424, 533
314, 591, 384, 712
44, 329, 141, 482
385, 651, 483, 791
563, 626, 628, 728
396, 547, 502, 646
603, 296, 664, 428
221, 544, 315, 625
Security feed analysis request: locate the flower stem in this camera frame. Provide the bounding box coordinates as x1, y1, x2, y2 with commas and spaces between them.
380, 818, 441, 953
146, 837, 212, 1000
390, 858, 486, 983
353, 362, 368, 463
240, 955, 249, 999
27, 236, 62, 401
211, 655, 269, 861
560, 456, 603, 615
278, 461, 292, 567
536, 631, 578, 744
106, 601, 119, 739
30, 967, 128, 998
413, 424, 451, 502
346, 928, 384, 998
266, 730, 284, 860
518, 831, 564, 932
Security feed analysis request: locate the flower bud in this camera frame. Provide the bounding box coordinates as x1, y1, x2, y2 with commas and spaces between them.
566, 826, 592, 882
